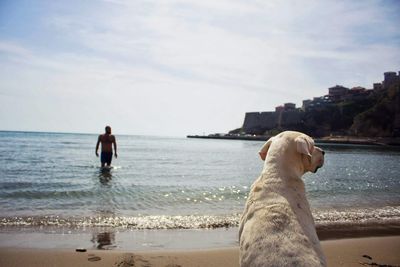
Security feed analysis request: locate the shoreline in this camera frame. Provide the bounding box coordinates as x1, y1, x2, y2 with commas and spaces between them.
1, 205, 400, 250
187, 134, 400, 146
1, 236, 400, 267
1, 219, 400, 251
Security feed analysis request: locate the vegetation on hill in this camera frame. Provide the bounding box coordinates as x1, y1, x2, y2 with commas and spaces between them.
351, 84, 400, 137
302, 83, 400, 137
231, 82, 400, 138
302, 95, 377, 137
296, 85, 400, 137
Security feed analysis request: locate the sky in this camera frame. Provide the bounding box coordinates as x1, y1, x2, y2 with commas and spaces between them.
0, 0, 399, 137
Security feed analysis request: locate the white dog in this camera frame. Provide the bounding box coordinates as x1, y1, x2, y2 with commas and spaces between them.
239, 131, 326, 267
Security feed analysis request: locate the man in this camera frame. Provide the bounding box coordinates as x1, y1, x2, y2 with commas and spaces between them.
95, 126, 118, 167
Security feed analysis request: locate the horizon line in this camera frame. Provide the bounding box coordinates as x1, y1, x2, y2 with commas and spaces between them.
0, 129, 183, 138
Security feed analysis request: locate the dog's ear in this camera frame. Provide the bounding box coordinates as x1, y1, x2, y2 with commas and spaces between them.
295, 135, 314, 158
259, 137, 274, 161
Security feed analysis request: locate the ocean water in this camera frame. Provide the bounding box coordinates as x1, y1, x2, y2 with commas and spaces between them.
0, 131, 400, 249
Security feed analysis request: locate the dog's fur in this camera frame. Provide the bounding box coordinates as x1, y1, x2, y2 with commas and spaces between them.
239, 131, 326, 267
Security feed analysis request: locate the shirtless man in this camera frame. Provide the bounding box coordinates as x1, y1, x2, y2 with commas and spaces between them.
95, 126, 118, 167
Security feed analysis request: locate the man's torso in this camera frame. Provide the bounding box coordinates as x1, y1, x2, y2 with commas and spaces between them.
99, 134, 115, 152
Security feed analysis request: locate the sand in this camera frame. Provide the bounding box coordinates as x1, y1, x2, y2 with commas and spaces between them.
0, 236, 399, 267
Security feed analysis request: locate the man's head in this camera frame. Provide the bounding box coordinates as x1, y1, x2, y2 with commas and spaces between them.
105, 126, 111, 134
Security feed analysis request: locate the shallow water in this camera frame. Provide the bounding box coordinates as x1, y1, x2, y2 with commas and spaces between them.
0, 131, 399, 249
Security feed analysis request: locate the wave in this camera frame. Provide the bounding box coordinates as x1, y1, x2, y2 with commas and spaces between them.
0, 214, 238, 229
314, 206, 400, 224
1, 206, 400, 231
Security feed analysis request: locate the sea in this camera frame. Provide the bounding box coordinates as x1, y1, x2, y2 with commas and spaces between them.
0, 131, 399, 250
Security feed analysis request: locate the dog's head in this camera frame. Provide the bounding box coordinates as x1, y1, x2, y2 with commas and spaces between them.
259, 131, 325, 174
295, 135, 324, 173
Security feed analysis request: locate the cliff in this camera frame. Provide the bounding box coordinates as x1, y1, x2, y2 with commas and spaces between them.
234, 72, 400, 138
239, 110, 305, 136
301, 95, 377, 137
351, 84, 400, 137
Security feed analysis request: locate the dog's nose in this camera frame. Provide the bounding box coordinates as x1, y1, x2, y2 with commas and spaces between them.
322, 150, 325, 155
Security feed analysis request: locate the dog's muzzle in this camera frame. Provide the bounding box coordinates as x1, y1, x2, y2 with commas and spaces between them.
313, 166, 321, 173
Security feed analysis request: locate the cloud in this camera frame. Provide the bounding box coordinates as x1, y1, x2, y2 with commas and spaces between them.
0, 41, 31, 57
0, 0, 399, 135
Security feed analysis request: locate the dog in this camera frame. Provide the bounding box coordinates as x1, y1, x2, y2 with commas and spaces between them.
239, 131, 326, 267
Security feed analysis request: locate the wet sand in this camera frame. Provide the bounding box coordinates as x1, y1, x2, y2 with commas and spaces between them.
0, 236, 399, 267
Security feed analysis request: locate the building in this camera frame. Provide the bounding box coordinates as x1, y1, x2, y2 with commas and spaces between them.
240, 70, 399, 136
302, 100, 312, 111
383, 71, 400, 89
304, 96, 333, 111
342, 87, 372, 102
241, 109, 304, 135
373, 83, 383, 90
276, 103, 296, 112
284, 103, 296, 111
350, 86, 366, 93
328, 85, 349, 102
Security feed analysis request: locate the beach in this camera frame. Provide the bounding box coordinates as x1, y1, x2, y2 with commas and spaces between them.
2, 0, 400, 264
1, 236, 399, 267
1, 132, 400, 266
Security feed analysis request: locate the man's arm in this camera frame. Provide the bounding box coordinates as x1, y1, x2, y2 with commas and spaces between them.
113, 136, 118, 158
95, 135, 101, 157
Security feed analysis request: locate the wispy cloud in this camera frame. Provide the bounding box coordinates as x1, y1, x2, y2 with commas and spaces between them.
0, 0, 399, 135
0, 41, 31, 57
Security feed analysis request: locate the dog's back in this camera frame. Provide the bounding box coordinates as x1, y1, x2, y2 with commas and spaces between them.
239, 131, 326, 267
239, 179, 324, 267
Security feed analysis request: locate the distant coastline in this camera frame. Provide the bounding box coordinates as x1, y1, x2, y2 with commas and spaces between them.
187, 134, 400, 146
188, 71, 400, 144
234, 71, 400, 138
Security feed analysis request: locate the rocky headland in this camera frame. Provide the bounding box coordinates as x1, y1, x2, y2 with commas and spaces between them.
188, 71, 400, 145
